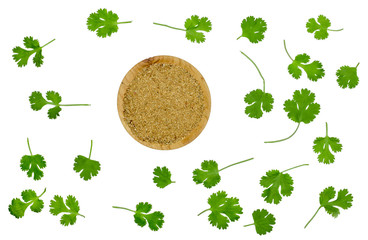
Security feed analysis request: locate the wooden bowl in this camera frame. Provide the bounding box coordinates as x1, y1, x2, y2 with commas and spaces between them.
117, 55, 211, 150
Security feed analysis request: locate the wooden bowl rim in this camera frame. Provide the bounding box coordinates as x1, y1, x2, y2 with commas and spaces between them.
117, 55, 211, 150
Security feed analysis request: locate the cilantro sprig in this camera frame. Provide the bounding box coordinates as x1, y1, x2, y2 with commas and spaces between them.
193, 158, 254, 188
306, 15, 343, 40
336, 63, 360, 89
265, 88, 320, 143
87, 8, 132, 38
198, 191, 243, 230
237, 16, 267, 43
29, 91, 90, 119
113, 202, 164, 231
9, 188, 46, 219
284, 40, 325, 81
260, 164, 309, 204
241, 51, 274, 118
304, 186, 353, 228
313, 122, 342, 164
243, 209, 276, 235
153, 166, 175, 188
12, 37, 55, 67
49, 195, 85, 226
73, 140, 101, 181
20, 138, 46, 180
153, 15, 212, 43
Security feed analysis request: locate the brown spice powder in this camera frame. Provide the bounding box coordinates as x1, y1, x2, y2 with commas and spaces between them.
122, 63, 206, 145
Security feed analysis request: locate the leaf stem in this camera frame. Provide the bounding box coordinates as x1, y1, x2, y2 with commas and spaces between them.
38, 188, 47, 198
327, 28, 343, 32
58, 104, 91, 107
27, 137, 33, 155
240, 51, 266, 92
243, 223, 255, 227
264, 123, 300, 143
89, 140, 93, 159
197, 208, 210, 216
153, 22, 186, 31
219, 158, 254, 172
282, 164, 309, 173
304, 206, 322, 228
40, 39, 55, 49
356, 62, 360, 68
112, 206, 136, 213
117, 21, 133, 24
236, 36, 242, 40
77, 213, 86, 218
283, 40, 294, 61
325, 122, 328, 136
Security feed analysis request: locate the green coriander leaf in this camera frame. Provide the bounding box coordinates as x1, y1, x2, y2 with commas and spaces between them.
9, 188, 46, 218
198, 191, 243, 230
244, 89, 274, 119
50, 195, 85, 226
193, 158, 254, 189
87, 8, 132, 38
29, 91, 90, 119
153, 15, 212, 43
336, 64, 360, 89
12, 37, 55, 67
260, 164, 308, 204
306, 15, 343, 40
20, 155, 46, 180
244, 209, 276, 235
305, 187, 353, 228
113, 202, 164, 231
313, 122, 342, 164
73, 140, 101, 181
238, 16, 267, 43
153, 166, 175, 188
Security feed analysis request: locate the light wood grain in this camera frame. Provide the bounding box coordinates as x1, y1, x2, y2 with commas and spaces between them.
117, 55, 211, 150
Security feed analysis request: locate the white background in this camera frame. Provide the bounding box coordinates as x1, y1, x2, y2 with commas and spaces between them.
0, 0, 366, 239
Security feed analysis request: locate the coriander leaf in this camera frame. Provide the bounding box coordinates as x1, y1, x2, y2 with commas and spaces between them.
336, 63, 360, 89
29, 91, 90, 119
305, 187, 353, 228
20, 138, 46, 180
12, 37, 55, 67
198, 191, 243, 229
73, 140, 101, 181
9, 188, 46, 219
50, 195, 85, 226
260, 164, 308, 204
237, 16, 267, 43
306, 15, 343, 40
193, 158, 254, 188
244, 209, 276, 235
153, 15, 212, 43
284, 40, 325, 81
87, 8, 132, 38
265, 88, 320, 143
313, 122, 342, 164
153, 166, 175, 188
244, 89, 274, 119
113, 202, 164, 231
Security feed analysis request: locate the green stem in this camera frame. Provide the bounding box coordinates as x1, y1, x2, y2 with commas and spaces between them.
356, 62, 360, 68
304, 206, 322, 228
58, 104, 91, 107
40, 39, 55, 49
27, 137, 33, 155
77, 213, 86, 218
219, 158, 254, 172
283, 40, 294, 61
89, 140, 93, 159
38, 188, 47, 198
117, 21, 133, 24
237, 36, 242, 40
240, 51, 266, 92
243, 223, 255, 227
153, 22, 186, 31
264, 123, 300, 143
325, 122, 328, 136
327, 28, 343, 32
197, 209, 210, 216
282, 164, 309, 173
112, 206, 136, 213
